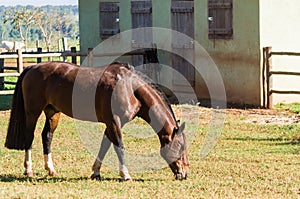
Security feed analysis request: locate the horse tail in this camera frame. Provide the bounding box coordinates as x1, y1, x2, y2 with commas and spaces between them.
5, 66, 32, 150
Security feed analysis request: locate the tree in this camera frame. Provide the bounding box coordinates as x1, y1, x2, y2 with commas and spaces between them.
33, 8, 67, 51
1, 5, 79, 51
4, 7, 36, 51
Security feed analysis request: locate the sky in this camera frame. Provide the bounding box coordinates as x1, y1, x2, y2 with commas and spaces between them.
0, 0, 78, 6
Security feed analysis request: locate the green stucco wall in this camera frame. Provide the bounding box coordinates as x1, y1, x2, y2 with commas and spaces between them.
195, 0, 261, 105
79, 0, 101, 53
79, 0, 262, 106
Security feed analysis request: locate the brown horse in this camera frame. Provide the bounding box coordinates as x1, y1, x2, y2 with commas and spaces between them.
5, 62, 189, 180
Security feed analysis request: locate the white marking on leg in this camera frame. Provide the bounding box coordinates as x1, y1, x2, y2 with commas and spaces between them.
24, 150, 33, 176
44, 153, 57, 176
113, 144, 132, 181
119, 164, 132, 181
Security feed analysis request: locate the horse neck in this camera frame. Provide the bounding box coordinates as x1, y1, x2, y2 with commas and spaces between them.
135, 84, 177, 144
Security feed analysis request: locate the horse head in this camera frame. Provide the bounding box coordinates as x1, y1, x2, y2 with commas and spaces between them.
160, 122, 189, 180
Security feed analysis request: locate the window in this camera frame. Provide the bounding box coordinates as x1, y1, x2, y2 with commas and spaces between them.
99, 2, 120, 40
208, 0, 233, 39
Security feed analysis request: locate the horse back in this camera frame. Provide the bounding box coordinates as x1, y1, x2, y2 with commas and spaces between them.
21, 62, 140, 123
22, 62, 81, 118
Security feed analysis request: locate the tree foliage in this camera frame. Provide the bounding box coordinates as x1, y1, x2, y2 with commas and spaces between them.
4, 7, 35, 50
0, 5, 79, 51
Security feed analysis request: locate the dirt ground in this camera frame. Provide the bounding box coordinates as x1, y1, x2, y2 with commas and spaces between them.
226, 108, 300, 125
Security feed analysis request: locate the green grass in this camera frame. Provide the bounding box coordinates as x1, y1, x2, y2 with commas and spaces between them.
274, 102, 300, 114
0, 105, 299, 198
3, 76, 17, 91
0, 95, 12, 110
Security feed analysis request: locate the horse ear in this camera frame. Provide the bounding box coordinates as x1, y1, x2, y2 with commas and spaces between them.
177, 122, 186, 134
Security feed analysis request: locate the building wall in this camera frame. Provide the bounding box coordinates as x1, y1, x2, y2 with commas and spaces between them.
79, 0, 262, 106
195, 0, 261, 106
79, 0, 101, 53
79, 0, 131, 53
260, 0, 300, 105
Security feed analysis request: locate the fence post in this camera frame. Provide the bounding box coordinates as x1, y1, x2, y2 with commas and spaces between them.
36, 40, 40, 48
17, 49, 23, 74
62, 37, 68, 51
37, 47, 42, 63
71, 47, 77, 64
13, 41, 17, 52
62, 38, 69, 62
88, 48, 93, 67
262, 47, 267, 108
0, 58, 4, 90
265, 46, 273, 109
58, 40, 64, 61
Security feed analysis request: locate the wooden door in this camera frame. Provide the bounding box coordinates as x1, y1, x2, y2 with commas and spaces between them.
131, 1, 153, 78
131, 1, 153, 69
171, 0, 195, 91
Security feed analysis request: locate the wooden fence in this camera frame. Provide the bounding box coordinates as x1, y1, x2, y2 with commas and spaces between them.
0, 47, 157, 95
263, 46, 300, 108
0, 47, 86, 95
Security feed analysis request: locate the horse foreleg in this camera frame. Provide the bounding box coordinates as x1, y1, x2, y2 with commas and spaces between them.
91, 133, 111, 180
113, 145, 132, 181
24, 149, 33, 177
42, 108, 60, 176
111, 116, 132, 181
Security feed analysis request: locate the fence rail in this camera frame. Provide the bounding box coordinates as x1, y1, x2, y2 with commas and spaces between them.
0, 47, 86, 95
0, 46, 157, 95
263, 46, 300, 108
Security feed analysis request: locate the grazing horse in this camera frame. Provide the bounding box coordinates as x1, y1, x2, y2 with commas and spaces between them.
5, 62, 189, 180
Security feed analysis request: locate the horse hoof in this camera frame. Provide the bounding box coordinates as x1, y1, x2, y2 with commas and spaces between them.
119, 171, 132, 181
91, 174, 102, 181
24, 171, 33, 177
49, 170, 58, 176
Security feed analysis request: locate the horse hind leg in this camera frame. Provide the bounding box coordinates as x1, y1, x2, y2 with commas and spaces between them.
24, 149, 33, 177
42, 105, 61, 176
23, 111, 42, 176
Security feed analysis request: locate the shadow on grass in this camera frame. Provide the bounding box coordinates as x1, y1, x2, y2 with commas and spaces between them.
0, 95, 12, 111
0, 174, 89, 183
226, 137, 300, 145
101, 177, 161, 182
0, 174, 161, 183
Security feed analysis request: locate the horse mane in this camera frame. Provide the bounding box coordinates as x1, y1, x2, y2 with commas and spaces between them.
117, 62, 179, 129
149, 83, 179, 128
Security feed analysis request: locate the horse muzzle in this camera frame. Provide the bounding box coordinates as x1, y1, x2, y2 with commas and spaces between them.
175, 172, 188, 180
